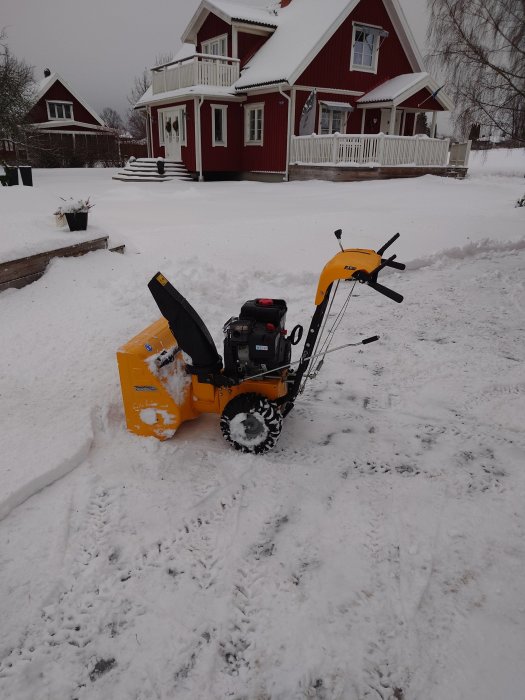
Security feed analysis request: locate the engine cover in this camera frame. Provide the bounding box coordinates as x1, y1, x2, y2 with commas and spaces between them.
223, 298, 291, 379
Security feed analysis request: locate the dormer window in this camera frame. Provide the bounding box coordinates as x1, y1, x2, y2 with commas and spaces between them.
47, 101, 73, 120
202, 34, 228, 57
350, 24, 386, 73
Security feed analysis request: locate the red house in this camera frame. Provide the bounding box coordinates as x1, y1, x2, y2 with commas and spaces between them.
25, 70, 118, 166
132, 0, 457, 182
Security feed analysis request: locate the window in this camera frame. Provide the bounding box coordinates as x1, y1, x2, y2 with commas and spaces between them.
245, 104, 264, 145
47, 101, 73, 120
350, 24, 381, 73
320, 106, 346, 135
212, 105, 227, 146
202, 34, 228, 57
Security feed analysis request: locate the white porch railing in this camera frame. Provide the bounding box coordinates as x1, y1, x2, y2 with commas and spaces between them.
152, 55, 240, 95
290, 133, 451, 167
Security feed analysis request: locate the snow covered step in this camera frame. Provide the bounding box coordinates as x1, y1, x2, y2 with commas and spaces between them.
112, 158, 193, 183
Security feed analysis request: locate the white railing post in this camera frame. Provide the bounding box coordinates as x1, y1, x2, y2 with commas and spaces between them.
332, 135, 339, 164
377, 133, 385, 165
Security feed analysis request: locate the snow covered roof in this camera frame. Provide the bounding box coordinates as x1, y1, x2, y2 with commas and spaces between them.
182, 0, 279, 44
357, 72, 454, 111
30, 72, 107, 127
135, 84, 244, 108
233, 0, 425, 90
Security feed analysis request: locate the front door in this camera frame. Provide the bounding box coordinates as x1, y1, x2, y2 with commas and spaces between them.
162, 107, 185, 161
380, 108, 402, 135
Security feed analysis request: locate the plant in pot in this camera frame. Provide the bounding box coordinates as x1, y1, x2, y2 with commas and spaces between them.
54, 197, 94, 231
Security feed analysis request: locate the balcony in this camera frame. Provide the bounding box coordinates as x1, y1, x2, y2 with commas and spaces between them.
152, 55, 240, 95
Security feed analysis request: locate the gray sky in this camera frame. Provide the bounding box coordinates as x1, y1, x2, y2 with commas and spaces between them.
2, 0, 429, 121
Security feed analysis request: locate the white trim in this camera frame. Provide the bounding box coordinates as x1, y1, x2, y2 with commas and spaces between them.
46, 100, 74, 120
244, 102, 264, 146
202, 33, 228, 56
31, 119, 111, 131
294, 85, 364, 97
36, 129, 111, 136
231, 22, 275, 37
211, 104, 228, 146
350, 24, 380, 74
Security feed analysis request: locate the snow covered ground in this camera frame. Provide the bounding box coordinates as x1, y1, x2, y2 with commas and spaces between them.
0, 149, 524, 699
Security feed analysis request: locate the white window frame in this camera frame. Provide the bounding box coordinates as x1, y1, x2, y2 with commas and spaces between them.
211, 104, 228, 147
244, 103, 264, 146
202, 33, 228, 57
158, 111, 165, 146
350, 24, 380, 73
319, 106, 348, 135
47, 101, 74, 120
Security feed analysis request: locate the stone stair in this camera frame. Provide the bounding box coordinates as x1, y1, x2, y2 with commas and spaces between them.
112, 158, 194, 182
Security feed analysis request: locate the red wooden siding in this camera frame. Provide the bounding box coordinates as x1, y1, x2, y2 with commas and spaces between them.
200, 101, 242, 172
399, 88, 444, 111
241, 92, 288, 173
297, 0, 413, 93
238, 33, 269, 67
197, 15, 231, 54
28, 80, 101, 126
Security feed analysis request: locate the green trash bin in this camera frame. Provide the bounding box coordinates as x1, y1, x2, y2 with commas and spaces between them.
5, 166, 19, 186
19, 165, 33, 186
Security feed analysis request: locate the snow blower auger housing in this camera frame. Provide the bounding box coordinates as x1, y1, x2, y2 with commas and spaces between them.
117, 231, 405, 453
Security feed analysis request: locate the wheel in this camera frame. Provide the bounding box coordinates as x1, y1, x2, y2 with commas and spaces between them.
220, 393, 283, 454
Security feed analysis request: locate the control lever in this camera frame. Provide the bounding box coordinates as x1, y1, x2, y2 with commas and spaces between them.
367, 280, 404, 303
377, 232, 400, 256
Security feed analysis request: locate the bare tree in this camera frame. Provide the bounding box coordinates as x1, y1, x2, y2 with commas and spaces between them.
126, 53, 174, 140
427, 0, 525, 143
0, 29, 35, 146
127, 69, 150, 140
100, 107, 125, 134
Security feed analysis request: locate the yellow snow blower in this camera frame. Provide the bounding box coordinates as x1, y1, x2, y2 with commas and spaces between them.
117, 231, 405, 453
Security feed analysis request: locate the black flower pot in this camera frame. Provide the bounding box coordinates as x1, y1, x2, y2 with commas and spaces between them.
5, 166, 19, 186
19, 165, 33, 187
65, 212, 88, 231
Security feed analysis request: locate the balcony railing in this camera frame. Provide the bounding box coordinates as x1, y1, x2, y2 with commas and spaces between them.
290, 133, 451, 168
152, 54, 240, 95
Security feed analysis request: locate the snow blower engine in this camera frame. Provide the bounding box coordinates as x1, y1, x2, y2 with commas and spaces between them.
117, 231, 405, 453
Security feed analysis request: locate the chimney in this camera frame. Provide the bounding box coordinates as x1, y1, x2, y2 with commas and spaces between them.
280, 0, 292, 7
44, 68, 51, 77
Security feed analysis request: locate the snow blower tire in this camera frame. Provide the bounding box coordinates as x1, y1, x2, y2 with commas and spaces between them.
220, 393, 283, 454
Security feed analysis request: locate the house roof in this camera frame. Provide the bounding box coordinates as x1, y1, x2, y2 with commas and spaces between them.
135, 84, 244, 108
30, 72, 108, 128
357, 72, 454, 111
182, 0, 279, 44
233, 0, 425, 90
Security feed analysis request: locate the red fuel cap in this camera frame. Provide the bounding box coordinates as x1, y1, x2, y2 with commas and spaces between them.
257, 298, 274, 306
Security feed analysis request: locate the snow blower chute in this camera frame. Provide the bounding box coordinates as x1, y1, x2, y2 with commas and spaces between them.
117, 231, 405, 453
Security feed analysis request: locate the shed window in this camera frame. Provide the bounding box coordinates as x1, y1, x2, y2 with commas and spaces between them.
47, 101, 73, 120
